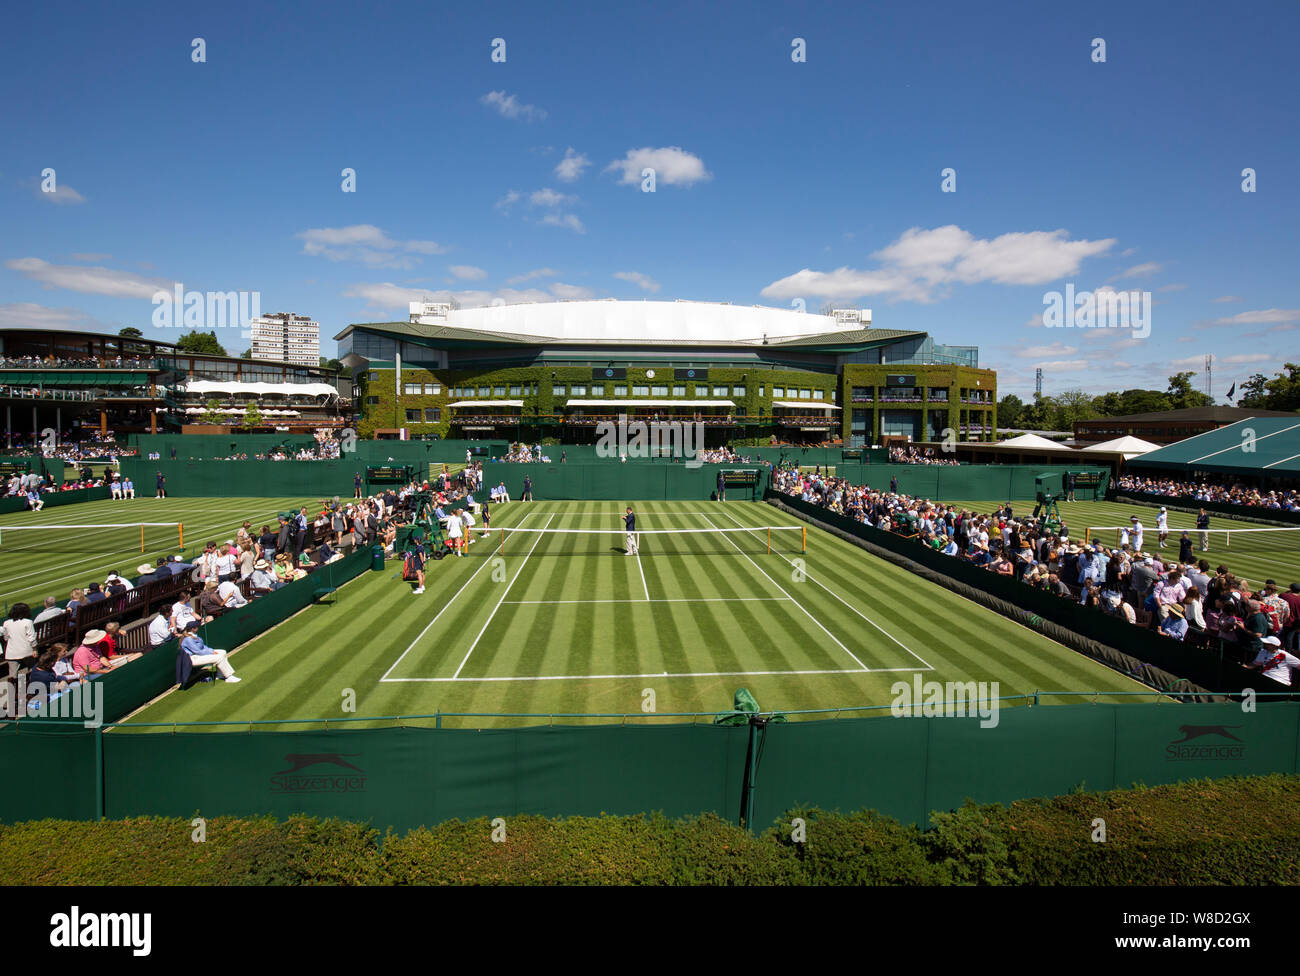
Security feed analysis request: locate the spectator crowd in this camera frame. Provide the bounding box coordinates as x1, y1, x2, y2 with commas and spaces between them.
1118, 475, 1300, 513
774, 467, 1300, 684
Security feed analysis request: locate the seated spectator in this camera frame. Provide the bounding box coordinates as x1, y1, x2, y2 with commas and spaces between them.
71, 630, 114, 677
179, 619, 240, 683
216, 577, 249, 609
147, 611, 176, 647
33, 596, 65, 625
1247, 635, 1300, 686
249, 559, 283, 594
1158, 602, 1189, 641
199, 581, 227, 618
83, 582, 106, 604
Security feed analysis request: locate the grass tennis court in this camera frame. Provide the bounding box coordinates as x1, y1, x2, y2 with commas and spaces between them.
0, 496, 323, 611
942, 498, 1300, 587
123, 500, 1153, 728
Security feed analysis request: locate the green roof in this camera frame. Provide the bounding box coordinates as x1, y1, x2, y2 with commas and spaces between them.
0, 370, 151, 387
1125, 417, 1300, 475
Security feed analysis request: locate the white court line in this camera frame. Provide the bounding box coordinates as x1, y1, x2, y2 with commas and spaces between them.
380, 511, 537, 681
451, 513, 556, 679
698, 512, 872, 673
635, 546, 650, 601
384, 665, 929, 684
716, 506, 934, 671
501, 597, 793, 605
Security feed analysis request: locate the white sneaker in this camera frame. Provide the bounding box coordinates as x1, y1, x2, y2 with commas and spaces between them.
225, 675, 241, 683
413, 586, 425, 594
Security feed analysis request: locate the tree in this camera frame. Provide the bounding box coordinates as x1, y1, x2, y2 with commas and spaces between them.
1052, 388, 1097, 430
1238, 363, 1300, 411
240, 349, 252, 360
176, 331, 228, 356
200, 398, 224, 425
242, 402, 263, 428
1237, 373, 1271, 408
997, 394, 1024, 429
1166, 371, 1212, 411
319, 357, 342, 372
118, 327, 143, 339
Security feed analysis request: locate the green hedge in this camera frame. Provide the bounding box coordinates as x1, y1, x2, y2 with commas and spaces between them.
3, 775, 1297, 884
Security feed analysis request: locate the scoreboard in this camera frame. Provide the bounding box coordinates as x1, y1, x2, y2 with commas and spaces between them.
366, 465, 414, 485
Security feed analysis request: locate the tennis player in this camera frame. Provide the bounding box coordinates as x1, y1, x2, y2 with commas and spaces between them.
445, 509, 464, 556
624, 506, 638, 555
1157, 507, 1169, 549
462, 506, 477, 547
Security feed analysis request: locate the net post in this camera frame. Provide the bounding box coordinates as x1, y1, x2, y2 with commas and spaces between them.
1085, 528, 1091, 544
140, 524, 144, 553
802, 525, 806, 553
179, 522, 184, 549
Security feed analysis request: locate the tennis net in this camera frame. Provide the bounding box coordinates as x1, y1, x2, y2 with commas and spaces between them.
0, 522, 184, 554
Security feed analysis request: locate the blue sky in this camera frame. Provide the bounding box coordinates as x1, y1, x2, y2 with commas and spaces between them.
3, 0, 1297, 398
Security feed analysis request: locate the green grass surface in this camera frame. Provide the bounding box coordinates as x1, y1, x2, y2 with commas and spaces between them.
943, 498, 1300, 587
0, 496, 324, 610
123, 500, 1152, 729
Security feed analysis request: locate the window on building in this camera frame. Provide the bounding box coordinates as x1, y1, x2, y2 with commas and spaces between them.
773, 386, 785, 398
365, 396, 379, 405
425, 383, 440, 395
712, 385, 727, 397
553, 385, 566, 396
799, 389, 811, 399
672, 385, 686, 397
813, 390, 823, 400
493, 386, 506, 396
404, 409, 420, 422
404, 383, 421, 395
614, 384, 627, 396
632, 385, 650, 396
478, 386, 491, 397
368, 371, 379, 381
733, 385, 746, 397
424, 408, 440, 422
508, 385, 521, 396
759, 385, 765, 397
591, 384, 606, 396
571, 384, 587, 397
651, 385, 668, 397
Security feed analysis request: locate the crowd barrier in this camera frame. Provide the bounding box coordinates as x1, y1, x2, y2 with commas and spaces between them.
819, 464, 1109, 502
1111, 490, 1300, 527
772, 493, 1274, 695
2, 701, 1296, 831
0, 486, 110, 515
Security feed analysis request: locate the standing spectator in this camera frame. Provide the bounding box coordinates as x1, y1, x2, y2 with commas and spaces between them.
354, 471, 363, 499
1178, 531, 1194, 565
2, 604, 37, 679
716, 469, 727, 502
1196, 508, 1211, 552
155, 470, 166, 499
522, 475, 533, 502
624, 506, 639, 555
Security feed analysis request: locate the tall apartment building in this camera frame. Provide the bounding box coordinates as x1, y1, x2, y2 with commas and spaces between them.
250, 312, 320, 367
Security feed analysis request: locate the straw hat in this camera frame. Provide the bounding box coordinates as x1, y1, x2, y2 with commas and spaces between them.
83, 629, 107, 644
254, 559, 269, 570
137, 563, 154, 576
1167, 603, 1185, 618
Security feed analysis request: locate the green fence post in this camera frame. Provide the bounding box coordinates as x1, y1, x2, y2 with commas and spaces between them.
435, 710, 441, 729
95, 724, 105, 821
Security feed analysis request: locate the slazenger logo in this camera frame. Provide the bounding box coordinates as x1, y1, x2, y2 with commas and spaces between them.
270, 753, 366, 793
1165, 725, 1246, 761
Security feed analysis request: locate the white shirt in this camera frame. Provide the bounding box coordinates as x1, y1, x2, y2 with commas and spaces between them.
446, 516, 463, 539
171, 600, 197, 629
1252, 647, 1300, 686
1157, 513, 1168, 531
148, 614, 174, 646
217, 580, 248, 608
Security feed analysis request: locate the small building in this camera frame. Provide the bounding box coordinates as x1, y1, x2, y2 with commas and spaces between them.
1073, 406, 1298, 446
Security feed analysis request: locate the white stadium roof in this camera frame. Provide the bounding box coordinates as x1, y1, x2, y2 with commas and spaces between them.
417, 300, 872, 344
566, 399, 735, 408
448, 400, 524, 408
184, 380, 338, 397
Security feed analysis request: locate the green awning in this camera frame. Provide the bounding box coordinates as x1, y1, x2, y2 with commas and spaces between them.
0, 371, 150, 388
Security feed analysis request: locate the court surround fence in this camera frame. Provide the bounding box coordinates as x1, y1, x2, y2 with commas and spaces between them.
0, 486, 109, 515
3, 699, 1297, 832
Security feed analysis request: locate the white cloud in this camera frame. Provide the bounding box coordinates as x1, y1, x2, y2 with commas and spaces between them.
529, 187, 574, 208
1203, 308, 1300, 328
555, 148, 590, 182
605, 147, 711, 187
1120, 247, 1137, 257
0, 302, 104, 330
5, 258, 173, 299
448, 265, 488, 281
1211, 295, 1243, 303
1015, 343, 1078, 359
539, 213, 585, 233
1222, 353, 1276, 364
550, 282, 594, 300
296, 225, 446, 268
1117, 262, 1162, 278
35, 183, 86, 205
494, 190, 522, 212
1031, 359, 1090, 371
762, 225, 1115, 304
1171, 354, 1206, 368
613, 271, 660, 293
1157, 283, 1186, 292
506, 268, 559, 285
69, 252, 112, 262
480, 90, 547, 122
